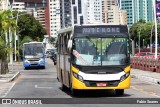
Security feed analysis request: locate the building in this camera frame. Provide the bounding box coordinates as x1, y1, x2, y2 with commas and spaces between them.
120, 0, 134, 27
102, 0, 117, 23
60, 0, 72, 28
9, 0, 48, 31
11, 2, 26, 12
71, 0, 85, 25
101, 0, 126, 25
105, 5, 127, 25
134, 0, 153, 23
36, 7, 46, 27
0, 0, 10, 11
71, 0, 103, 25
49, 0, 61, 37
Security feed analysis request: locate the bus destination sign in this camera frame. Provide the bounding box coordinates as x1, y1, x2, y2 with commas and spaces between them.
82, 27, 120, 34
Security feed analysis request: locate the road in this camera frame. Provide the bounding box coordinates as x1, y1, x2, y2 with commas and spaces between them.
0, 58, 160, 106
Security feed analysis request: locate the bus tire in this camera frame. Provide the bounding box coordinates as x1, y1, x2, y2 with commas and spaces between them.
24, 67, 27, 70
61, 84, 68, 91
61, 71, 67, 91
115, 89, 124, 96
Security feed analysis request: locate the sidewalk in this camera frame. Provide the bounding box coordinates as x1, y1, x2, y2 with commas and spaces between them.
131, 68, 160, 85
0, 62, 21, 83
0, 71, 20, 82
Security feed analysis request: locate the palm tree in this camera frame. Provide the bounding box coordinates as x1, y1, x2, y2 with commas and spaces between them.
0, 10, 17, 74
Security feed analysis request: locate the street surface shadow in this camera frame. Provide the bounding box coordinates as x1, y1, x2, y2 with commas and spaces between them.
59, 87, 131, 98
24, 67, 45, 70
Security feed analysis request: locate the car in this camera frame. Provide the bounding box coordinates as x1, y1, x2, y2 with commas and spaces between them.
49, 49, 57, 65
135, 52, 153, 57
135, 52, 160, 59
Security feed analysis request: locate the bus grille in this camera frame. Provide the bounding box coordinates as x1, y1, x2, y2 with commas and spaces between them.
84, 80, 120, 87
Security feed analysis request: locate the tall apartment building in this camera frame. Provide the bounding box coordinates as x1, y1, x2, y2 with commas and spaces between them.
102, 0, 126, 25
134, 0, 153, 23
11, 2, 26, 12
36, 7, 46, 27
9, 0, 47, 30
120, 0, 134, 27
60, 0, 72, 28
71, 0, 102, 25
102, 0, 117, 23
71, 0, 85, 25
105, 5, 127, 25
49, 0, 61, 37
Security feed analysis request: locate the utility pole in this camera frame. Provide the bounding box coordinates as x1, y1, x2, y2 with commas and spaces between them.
153, 0, 158, 59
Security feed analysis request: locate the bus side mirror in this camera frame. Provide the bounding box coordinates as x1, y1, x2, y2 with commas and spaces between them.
68, 40, 72, 50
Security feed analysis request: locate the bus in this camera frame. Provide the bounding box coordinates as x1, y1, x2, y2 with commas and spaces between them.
23, 42, 46, 69
56, 25, 131, 96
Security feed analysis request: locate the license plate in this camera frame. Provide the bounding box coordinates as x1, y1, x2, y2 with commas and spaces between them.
96, 83, 107, 87
30, 61, 34, 64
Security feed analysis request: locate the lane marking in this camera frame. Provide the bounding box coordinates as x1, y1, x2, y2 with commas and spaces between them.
34, 85, 53, 89
131, 86, 160, 98
2, 82, 16, 97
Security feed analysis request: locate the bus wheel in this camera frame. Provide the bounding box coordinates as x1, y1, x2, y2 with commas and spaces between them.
24, 67, 27, 70
61, 84, 68, 91
115, 89, 124, 96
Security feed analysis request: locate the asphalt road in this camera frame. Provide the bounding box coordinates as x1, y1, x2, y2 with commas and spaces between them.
1, 58, 160, 107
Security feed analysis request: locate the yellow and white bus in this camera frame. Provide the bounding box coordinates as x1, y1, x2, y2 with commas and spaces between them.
56, 25, 131, 96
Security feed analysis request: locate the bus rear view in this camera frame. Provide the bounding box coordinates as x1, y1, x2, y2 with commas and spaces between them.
57, 25, 131, 96
23, 42, 46, 69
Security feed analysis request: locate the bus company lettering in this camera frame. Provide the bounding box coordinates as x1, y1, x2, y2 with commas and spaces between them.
82, 27, 120, 34
73, 50, 88, 65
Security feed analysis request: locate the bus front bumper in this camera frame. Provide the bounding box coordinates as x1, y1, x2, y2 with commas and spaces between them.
72, 75, 130, 90
23, 62, 45, 68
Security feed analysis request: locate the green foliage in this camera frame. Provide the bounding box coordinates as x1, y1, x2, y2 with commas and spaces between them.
19, 36, 33, 50
17, 12, 47, 42
129, 19, 160, 46
49, 37, 56, 44
0, 10, 17, 74
0, 10, 17, 58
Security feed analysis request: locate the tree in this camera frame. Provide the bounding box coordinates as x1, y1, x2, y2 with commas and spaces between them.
49, 37, 56, 45
0, 10, 17, 74
17, 13, 46, 42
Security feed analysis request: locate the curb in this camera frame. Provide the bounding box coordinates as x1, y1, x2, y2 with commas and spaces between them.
131, 74, 160, 85
0, 72, 20, 83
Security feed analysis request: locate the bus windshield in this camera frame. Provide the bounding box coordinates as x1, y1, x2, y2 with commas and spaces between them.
73, 37, 129, 66
24, 43, 44, 58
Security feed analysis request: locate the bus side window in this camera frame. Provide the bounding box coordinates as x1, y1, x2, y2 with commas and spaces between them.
60, 35, 63, 55
63, 33, 69, 55
57, 35, 60, 54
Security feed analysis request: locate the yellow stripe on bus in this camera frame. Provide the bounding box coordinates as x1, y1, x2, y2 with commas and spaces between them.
124, 65, 131, 73
72, 66, 79, 73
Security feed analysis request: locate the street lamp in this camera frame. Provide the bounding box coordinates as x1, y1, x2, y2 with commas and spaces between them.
143, 39, 144, 48
13, 12, 27, 62
150, 24, 154, 53
153, 0, 158, 59
138, 25, 143, 53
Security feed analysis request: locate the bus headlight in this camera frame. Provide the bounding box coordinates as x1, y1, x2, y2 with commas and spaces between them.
24, 60, 30, 63
120, 72, 130, 82
73, 72, 83, 82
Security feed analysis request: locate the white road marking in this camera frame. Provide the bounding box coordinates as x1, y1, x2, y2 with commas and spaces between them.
34, 85, 53, 89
